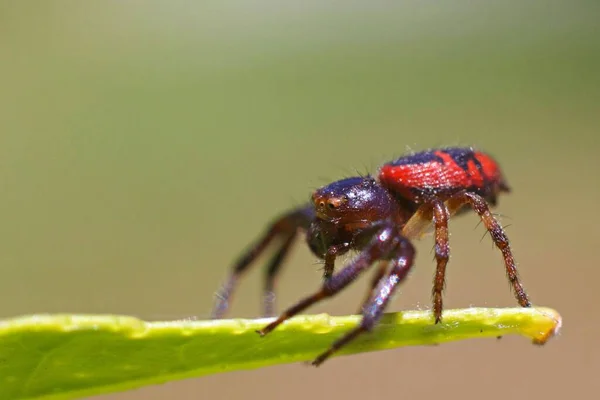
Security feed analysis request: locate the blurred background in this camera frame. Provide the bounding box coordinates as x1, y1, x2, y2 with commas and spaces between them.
1, 1, 598, 399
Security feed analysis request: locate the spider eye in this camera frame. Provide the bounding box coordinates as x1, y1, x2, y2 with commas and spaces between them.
325, 197, 344, 210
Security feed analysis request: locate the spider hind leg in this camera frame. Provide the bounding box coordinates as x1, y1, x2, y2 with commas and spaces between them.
446, 191, 532, 308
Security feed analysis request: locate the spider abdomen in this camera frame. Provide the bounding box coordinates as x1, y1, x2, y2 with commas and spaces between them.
378, 147, 510, 203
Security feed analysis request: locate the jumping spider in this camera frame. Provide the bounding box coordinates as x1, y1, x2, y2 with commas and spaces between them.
211, 147, 531, 366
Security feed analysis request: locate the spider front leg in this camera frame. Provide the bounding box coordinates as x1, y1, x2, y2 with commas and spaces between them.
322, 243, 350, 281
256, 224, 397, 337
446, 191, 532, 308
357, 260, 389, 314
211, 205, 313, 319
312, 237, 416, 366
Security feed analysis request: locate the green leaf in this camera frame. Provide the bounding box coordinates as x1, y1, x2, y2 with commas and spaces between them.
0, 307, 561, 400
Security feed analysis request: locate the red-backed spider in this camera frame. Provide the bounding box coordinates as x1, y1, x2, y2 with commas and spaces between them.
211, 147, 531, 366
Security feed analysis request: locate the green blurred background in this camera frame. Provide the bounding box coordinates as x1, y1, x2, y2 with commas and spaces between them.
1, 1, 598, 399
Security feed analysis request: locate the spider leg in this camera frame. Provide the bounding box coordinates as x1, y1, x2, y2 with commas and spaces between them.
357, 260, 389, 314
432, 200, 450, 324
400, 200, 454, 323
322, 243, 351, 281
401, 204, 434, 239
400, 198, 464, 240
263, 231, 298, 317
446, 191, 531, 308
211, 205, 313, 319
256, 224, 397, 337
312, 237, 416, 366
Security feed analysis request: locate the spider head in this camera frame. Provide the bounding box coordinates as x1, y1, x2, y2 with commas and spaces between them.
311, 176, 395, 225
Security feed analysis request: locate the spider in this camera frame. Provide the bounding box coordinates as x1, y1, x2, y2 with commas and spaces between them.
211, 147, 531, 366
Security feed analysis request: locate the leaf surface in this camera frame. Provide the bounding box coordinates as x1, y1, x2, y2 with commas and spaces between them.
0, 307, 562, 400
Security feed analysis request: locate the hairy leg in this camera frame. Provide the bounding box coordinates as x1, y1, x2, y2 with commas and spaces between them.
211, 205, 313, 319
312, 238, 416, 366
446, 191, 531, 308
256, 225, 397, 336
357, 260, 389, 314
432, 201, 450, 323
263, 231, 298, 317
322, 243, 351, 281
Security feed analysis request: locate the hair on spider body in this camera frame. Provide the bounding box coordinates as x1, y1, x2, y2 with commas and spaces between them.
211, 146, 531, 366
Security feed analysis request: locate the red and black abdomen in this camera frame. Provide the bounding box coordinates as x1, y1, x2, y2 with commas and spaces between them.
378, 147, 510, 204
